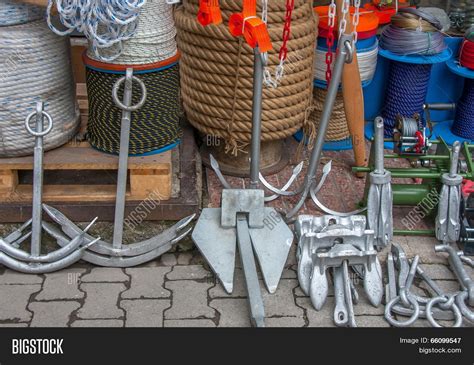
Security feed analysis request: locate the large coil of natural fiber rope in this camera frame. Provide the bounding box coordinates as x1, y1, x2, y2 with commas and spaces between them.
0, 20, 79, 157
0, 0, 44, 27
307, 87, 350, 143
175, 0, 318, 149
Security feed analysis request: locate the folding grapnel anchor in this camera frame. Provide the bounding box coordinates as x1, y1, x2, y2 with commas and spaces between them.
295, 215, 383, 327
46, 69, 195, 267
436, 141, 463, 244
0, 102, 100, 273
366, 117, 393, 249
192, 48, 294, 327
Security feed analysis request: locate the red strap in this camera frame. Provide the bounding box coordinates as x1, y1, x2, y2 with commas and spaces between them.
414, 130, 424, 154
228, 0, 272, 53
462, 180, 474, 198
197, 0, 222, 26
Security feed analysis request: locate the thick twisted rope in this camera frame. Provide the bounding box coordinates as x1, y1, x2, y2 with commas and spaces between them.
86, 0, 178, 65
0, 20, 79, 157
0, 0, 44, 26
176, 0, 317, 148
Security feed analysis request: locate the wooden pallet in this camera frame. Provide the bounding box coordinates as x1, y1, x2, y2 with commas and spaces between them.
0, 142, 172, 203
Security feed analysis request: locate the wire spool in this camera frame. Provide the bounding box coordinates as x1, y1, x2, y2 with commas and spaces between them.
452, 78, 474, 140
86, 0, 178, 65
0, 20, 79, 157
0, 0, 43, 26
83, 55, 182, 155
307, 87, 349, 142
379, 7, 447, 137
175, 0, 318, 152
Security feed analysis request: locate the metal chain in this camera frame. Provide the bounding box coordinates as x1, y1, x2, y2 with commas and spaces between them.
352, 0, 361, 44
263, 0, 294, 88
325, 0, 337, 86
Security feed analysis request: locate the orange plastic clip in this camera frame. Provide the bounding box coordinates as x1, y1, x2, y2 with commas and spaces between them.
228, 0, 272, 53
197, 0, 222, 26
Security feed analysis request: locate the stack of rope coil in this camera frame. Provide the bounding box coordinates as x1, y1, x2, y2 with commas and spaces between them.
379, 7, 447, 137
0, 0, 43, 26
0, 19, 79, 157
451, 29, 474, 140
82, 0, 182, 155
175, 0, 317, 151
86, 0, 178, 64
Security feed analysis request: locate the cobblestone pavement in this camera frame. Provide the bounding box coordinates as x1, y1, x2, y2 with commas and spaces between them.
0, 234, 472, 328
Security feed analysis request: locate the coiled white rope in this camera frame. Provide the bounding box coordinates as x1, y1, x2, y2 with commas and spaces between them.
314, 40, 379, 83
87, 0, 177, 64
0, 0, 44, 26
47, 0, 147, 62
0, 20, 79, 157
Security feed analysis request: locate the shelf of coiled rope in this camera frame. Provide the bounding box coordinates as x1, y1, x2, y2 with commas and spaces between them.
82, 0, 183, 155
372, 8, 452, 139
433, 27, 474, 143
175, 0, 318, 176
295, 5, 379, 151
0, 3, 80, 157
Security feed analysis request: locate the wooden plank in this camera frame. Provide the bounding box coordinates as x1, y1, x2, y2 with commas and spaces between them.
0, 144, 172, 170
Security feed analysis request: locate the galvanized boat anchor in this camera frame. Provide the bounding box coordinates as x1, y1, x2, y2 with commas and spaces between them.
192, 48, 294, 327
46, 69, 195, 267
0, 102, 100, 273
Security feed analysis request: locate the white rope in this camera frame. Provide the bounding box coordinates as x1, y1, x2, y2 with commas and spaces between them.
314, 40, 379, 83
87, 0, 177, 64
47, 0, 147, 62
0, 20, 79, 157
0, 0, 44, 26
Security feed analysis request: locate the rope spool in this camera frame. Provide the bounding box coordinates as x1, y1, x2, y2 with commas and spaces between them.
0, 20, 79, 157
307, 87, 349, 142
86, 0, 178, 65
452, 77, 474, 141
84, 55, 182, 155
175, 0, 318, 152
0, 0, 43, 26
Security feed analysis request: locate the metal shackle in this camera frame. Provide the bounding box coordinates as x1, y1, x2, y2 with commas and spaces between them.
112, 72, 147, 112
24, 108, 53, 137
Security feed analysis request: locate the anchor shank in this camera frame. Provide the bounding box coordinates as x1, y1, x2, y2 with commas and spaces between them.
287, 35, 353, 219
250, 47, 264, 189
113, 68, 134, 249
236, 214, 265, 327
31, 102, 45, 257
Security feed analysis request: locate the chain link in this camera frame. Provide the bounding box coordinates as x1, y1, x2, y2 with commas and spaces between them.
325, 0, 337, 86
352, 0, 361, 44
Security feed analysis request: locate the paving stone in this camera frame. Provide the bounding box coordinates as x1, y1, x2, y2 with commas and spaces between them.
160, 253, 177, 267
353, 293, 384, 316
406, 236, 446, 264
121, 299, 170, 327
420, 264, 456, 281
285, 244, 297, 266
294, 277, 335, 297
29, 301, 80, 327
122, 267, 171, 299
164, 319, 216, 327
177, 252, 193, 265
77, 283, 125, 319
281, 268, 297, 279
71, 319, 123, 327
355, 315, 390, 327
210, 298, 251, 327
266, 317, 305, 327
81, 268, 128, 283
419, 280, 461, 295
0, 323, 28, 327
35, 269, 86, 301
209, 268, 246, 298
297, 297, 334, 327
263, 279, 303, 318
0, 284, 41, 321
164, 280, 215, 319
0, 270, 43, 285
166, 265, 210, 281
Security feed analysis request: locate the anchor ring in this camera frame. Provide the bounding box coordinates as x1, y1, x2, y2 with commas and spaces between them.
426, 296, 463, 328
385, 295, 420, 327
24, 110, 53, 137
112, 75, 147, 112
456, 291, 474, 322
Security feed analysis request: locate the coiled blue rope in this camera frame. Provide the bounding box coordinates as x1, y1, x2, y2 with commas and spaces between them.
381, 61, 432, 137
452, 78, 474, 140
